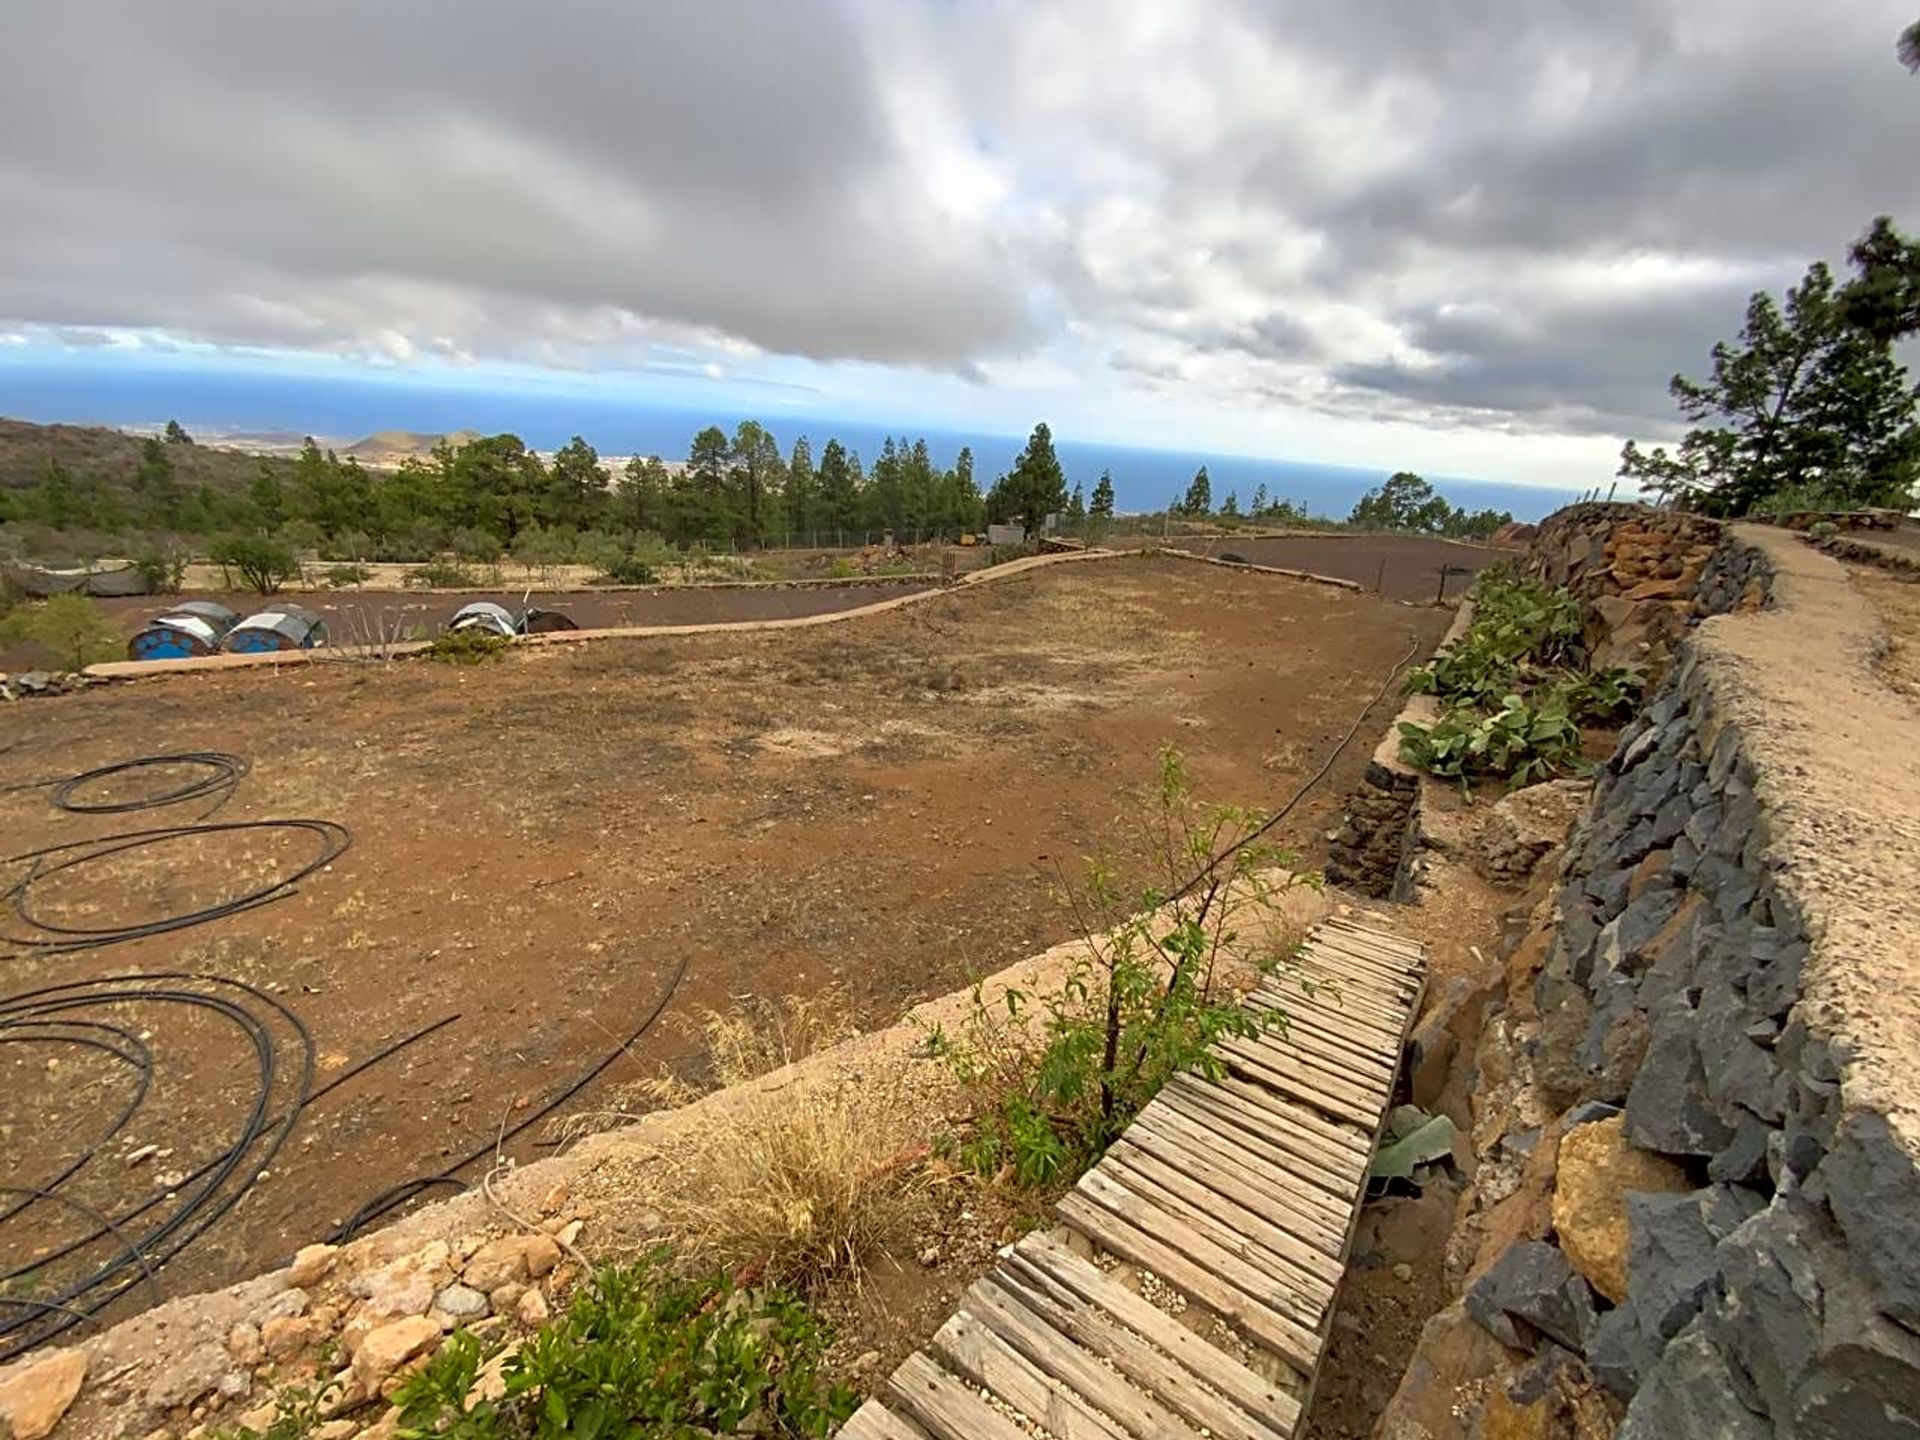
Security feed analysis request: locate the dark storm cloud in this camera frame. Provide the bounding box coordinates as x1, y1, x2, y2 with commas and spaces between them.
3, 0, 1918, 440
0, 0, 1031, 365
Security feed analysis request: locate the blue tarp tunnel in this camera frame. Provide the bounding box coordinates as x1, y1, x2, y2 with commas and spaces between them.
447, 602, 518, 638
223, 604, 328, 654
127, 601, 240, 661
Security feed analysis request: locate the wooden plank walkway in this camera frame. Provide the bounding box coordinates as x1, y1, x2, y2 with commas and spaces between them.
838, 916, 1426, 1440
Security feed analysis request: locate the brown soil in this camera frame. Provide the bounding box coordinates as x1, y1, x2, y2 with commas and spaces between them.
90, 579, 934, 643
0, 554, 1447, 1336
1160, 532, 1511, 601
1849, 561, 1920, 706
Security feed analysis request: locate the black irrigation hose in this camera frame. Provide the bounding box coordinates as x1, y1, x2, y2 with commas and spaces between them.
0, 752, 250, 818
0, 819, 351, 957
330, 952, 692, 1242
0, 972, 314, 1361
48, 753, 250, 816
1169, 629, 1426, 901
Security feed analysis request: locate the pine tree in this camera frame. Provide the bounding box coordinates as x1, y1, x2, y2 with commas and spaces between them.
1004, 422, 1067, 535
1180, 466, 1212, 516
1089, 469, 1116, 518
787, 436, 816, 536
817, 439, 859, 532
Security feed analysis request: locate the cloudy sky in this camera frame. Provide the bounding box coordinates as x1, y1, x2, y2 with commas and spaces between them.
3, 0, 1917, 488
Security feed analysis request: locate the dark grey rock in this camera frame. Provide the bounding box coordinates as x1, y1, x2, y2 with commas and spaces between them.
1616, 886, 1683, 967
1714, 1197, 1826, 1421
1618, 1323, 1770, 1440
1824, 1111, 1920, 1328
1465, 1240, 1599, 1354
1588, 1305, 1660, 1401
1626, 997, 1737, 1157
1709, 1119, 1772, 1185
1625, 1191, 1723, 1342
1565, 1100, 1622, 1130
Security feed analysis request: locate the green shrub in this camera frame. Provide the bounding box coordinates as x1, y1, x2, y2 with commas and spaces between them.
1398, 564, 1641, 789
0, 593, 125, 670
209, 533, 300, 594
449, 527, 503, 563
390, 1256, 856, 1439
928, 748, 1312, 1187
598, 554, 658, 585
405, 559, 481, 589
425, 629, 512, 664
1398, 691, 1583, 787
133, 546, 188, 595
321, 563, 373, 588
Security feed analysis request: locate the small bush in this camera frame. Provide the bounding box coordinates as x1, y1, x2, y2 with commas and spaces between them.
426, 629, 512, 665
597, 554, 658, 585
321, 563, 373, 588
449, 527, 503, 563
0, 593, 124, 670
210, 533, 300, 594
133, 547, 188, 594
930, 747, 1312, 1188
824, 557, 857, 579
692, 987, 858, 1088
653, 1084, 914, 1295
406, 559, 481, 588
390, 1256, 856, 1439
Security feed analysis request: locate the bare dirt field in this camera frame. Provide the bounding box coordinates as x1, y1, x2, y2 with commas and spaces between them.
0, 554, 1445, 1339
1163, 532, 1512, 601
91, 578, 934, 643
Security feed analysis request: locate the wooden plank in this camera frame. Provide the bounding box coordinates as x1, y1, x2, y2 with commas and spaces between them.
1304, 945, 1423, 999
1061, 1170, 1322, 1372
1320, 925, 1428, 960
1247, 989, 1401, 1061
1316, 922, 1424, 963
932, 1309, 1133, 1440
1011, 1232, 1303, 1436
888, 1352, 1036, 1440
1156, 1083, 1364, 1200
1131, 1100, 1350, 1238
1269, 972, 1406, 1027
988, 1265, 1295, 1440
1288, 954, 1412, 1009
1246, 994, 1400, 1070
1214, 1042, 1378, 1127
959, 1278, 1205, 1440
1168, 1070, 1370, 1161
1126, 1107, 1350, 1255
1106, 1135, 1344, 1288
1244, 1004, 1397, 1080
1218, 1033, 1390, 1111
839, 1400, 931, 1440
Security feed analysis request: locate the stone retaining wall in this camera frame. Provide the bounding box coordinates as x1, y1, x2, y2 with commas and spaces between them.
1382, 509, 1920, 1437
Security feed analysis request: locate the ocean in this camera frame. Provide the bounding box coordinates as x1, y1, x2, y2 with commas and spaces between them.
0, 361, 1586, 522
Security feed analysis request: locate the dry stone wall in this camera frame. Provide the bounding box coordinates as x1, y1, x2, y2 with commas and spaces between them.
1449, 513, 1920, 1437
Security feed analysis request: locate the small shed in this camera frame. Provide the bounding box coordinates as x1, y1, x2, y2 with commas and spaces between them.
127, 601, 239, 661
447, 601, 518, 638
223, 604, 328, 654
520, 607, 578, 634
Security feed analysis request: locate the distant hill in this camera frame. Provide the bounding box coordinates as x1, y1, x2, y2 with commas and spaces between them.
339, 428, 482, 467
0, 416, 291, 497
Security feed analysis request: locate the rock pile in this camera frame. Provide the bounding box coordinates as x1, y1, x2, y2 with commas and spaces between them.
0, 1204, 587, 1440
0, 670, 112, 701
1525, 504, 1737, 678
1378, 513, 1920, 1436
1473, 779, 1590, 889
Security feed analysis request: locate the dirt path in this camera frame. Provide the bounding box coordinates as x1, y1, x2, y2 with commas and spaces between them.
0, 555, 1446, 1329
1160, 532, 1510, 601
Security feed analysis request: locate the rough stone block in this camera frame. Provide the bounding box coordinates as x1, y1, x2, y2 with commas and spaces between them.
1465, 1240, 1599, 1354
1619, 1322, 1770, 1440
1625, 996, 1736, 1157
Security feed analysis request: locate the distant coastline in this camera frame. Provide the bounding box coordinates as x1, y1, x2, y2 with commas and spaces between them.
3, 368, 1591, 522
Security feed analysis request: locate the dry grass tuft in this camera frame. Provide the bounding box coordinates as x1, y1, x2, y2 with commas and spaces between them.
693, 986, 859, 1086
654, 1080, 919, 1295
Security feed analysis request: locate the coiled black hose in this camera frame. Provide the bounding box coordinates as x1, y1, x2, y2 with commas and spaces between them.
1, 819, 351, 957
